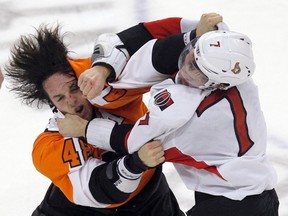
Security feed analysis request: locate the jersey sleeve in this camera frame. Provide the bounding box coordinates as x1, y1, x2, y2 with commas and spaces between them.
109, 33, 189, 89
103, 80, 210, 154
143, 17, 199, 38
91, 17, 199, 81
117, 17, 198, 57
86, 118, 133, 154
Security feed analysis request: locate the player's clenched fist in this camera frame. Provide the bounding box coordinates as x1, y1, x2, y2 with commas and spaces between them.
138, 140, 165, 167
196, 12, 223, 37
57, 114, 88, 138
78, 65, 110, 99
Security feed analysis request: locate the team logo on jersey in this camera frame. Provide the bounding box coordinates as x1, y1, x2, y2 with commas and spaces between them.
103, 86, 127, 102
154, 89, 174, 111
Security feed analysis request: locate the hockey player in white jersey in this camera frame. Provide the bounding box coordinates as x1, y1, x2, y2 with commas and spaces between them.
74, 30, 279, 215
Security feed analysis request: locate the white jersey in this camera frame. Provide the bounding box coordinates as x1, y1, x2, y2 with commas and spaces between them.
84, 28, 277, 201
126, 78, 277, 200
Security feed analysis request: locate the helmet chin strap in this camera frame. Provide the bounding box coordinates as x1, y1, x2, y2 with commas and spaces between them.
199, 81, 230, 90
216, 83, 230, 90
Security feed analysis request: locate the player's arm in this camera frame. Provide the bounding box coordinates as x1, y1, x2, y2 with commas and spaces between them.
79, 13, 226, 99
55, 112, 132, 154
82, 80, 209, 154
77, 17, 184, 99
89, 140, 164, 204
79, 32, 193, 90
115, 12, 224, 57
91, 13, 224, 77
87, 17, 194, 82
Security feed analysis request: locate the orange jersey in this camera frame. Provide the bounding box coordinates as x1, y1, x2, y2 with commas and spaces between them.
33, 111, 155, 208
34, 56, 152, 208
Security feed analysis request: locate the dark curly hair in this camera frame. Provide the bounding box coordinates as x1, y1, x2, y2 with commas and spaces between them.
5, 23, 73, 107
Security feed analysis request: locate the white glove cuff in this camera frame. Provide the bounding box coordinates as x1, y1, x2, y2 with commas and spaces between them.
91, 33, 129, 80
86, 118, 115, 151
115, 157, 142, 193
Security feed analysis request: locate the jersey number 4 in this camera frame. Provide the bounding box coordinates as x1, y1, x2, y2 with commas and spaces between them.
62, 138, 91, 168
196, 87, 254, 157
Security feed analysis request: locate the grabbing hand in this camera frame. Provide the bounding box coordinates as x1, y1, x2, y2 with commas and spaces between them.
78, 65, 110, 99
137, 140, 165, 167
57, 114, 88, 137
196, 12, 223, 37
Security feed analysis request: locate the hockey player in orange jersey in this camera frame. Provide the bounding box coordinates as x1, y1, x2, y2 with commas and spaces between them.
6, 24, 181, 216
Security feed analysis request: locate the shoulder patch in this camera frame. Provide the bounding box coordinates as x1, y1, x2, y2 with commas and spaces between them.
154, 89, 174, 111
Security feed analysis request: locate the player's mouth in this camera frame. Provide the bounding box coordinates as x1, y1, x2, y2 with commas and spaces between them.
75, 105, 84, 115
75, 105, 91, 120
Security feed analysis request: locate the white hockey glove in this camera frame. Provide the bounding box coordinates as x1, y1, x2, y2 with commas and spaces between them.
91, 33, 130, 82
